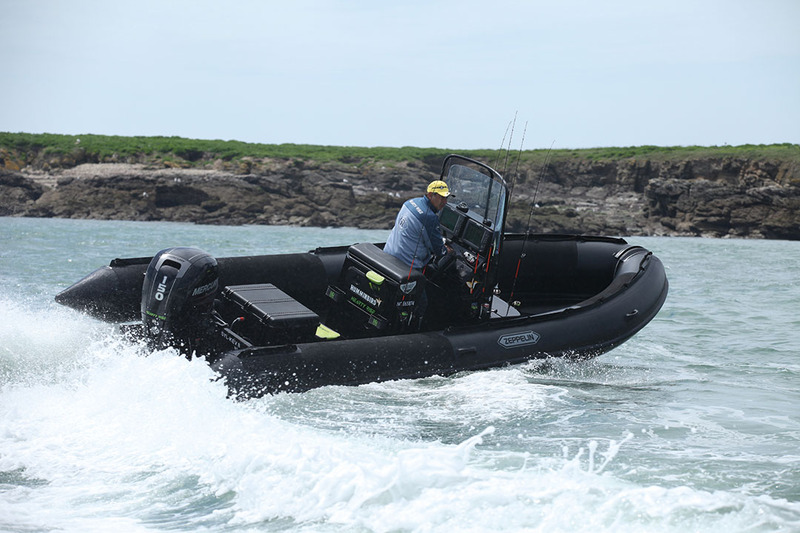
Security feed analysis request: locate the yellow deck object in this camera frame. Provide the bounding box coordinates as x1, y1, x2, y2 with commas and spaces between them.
366, 270, 384, 285
315, 324, 340, 339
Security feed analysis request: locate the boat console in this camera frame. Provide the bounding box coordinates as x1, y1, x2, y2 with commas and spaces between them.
439, 202, 494, 256
425, 155, 509, 324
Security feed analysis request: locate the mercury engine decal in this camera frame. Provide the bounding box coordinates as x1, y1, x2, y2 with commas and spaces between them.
497, 330, 541, 349
192, 279, 219, 297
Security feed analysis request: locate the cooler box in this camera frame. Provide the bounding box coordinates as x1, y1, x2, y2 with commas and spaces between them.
220, 283, 319, 345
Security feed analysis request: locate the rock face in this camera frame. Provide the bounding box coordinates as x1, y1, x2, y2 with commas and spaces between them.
0, 169, 45, 215
2, 153, 799, 240
642, 159, 800, 240
504, 156, 800, 240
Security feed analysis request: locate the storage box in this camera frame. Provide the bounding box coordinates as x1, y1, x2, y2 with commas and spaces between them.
337, 243, 426, 328
220, 283, 319, 345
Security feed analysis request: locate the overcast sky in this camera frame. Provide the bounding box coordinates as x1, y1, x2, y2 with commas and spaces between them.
2, 0, 798, 150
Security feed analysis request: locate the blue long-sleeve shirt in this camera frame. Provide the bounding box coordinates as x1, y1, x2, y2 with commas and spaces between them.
384, 196, 447, 268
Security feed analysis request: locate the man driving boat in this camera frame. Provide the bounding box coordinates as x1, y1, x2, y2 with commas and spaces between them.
383, 180, 453, 322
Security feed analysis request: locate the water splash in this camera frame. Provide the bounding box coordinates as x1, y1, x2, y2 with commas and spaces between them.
3, 226, 800, 532
561, 432, 634, 475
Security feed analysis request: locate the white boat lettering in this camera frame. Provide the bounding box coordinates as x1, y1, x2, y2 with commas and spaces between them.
349, 284, 379, 307
155, 275, 169, 301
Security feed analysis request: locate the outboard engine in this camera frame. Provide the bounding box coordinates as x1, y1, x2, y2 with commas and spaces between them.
141, 247, 219, 353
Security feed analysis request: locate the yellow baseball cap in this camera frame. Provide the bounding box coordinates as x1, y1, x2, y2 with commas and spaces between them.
427, 180, 451, 197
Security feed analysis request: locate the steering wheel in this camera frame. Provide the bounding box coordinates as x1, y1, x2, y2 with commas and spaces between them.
427, 247, 457, 280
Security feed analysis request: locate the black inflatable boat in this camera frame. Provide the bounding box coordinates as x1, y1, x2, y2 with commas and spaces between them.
55, 155, 668, 397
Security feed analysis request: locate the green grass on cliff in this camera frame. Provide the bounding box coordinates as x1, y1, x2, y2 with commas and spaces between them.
1, 132, 797, 169
0, 132, 470, 165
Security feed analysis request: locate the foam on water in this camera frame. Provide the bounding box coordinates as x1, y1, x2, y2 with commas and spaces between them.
2, 222, 799, 532
1, 304, 797, 532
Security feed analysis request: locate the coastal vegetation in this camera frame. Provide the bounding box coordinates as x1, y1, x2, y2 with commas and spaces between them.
1, 132, 797, 171
1, 132, 798, 240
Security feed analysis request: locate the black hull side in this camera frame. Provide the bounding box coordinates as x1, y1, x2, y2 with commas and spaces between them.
54, 234, 668, 397
212, 246, 668, 397
55, 252, 337, 323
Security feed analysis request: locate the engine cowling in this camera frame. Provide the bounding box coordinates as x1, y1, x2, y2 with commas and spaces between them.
141, 247, 219, 352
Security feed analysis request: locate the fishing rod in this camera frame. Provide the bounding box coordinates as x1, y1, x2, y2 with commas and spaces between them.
496, 121, 512, 164
500, 112, 518, 178
522, 140, 553, 235
493, 117, 514, 171
472, 121, 528, 311
506, 140, 554, 314
507, 121, 528, 199
492, 112, 518, 175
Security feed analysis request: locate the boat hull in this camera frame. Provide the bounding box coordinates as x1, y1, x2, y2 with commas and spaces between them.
212, 239, 668, 396
55, 234, 668, 397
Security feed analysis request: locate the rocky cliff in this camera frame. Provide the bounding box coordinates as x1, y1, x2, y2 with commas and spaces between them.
2, 146, 799, 240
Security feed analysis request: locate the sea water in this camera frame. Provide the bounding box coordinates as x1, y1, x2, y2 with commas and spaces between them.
1, 217, 798, 532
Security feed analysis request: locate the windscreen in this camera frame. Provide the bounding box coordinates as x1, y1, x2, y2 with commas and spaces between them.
444, 162, 506, 229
